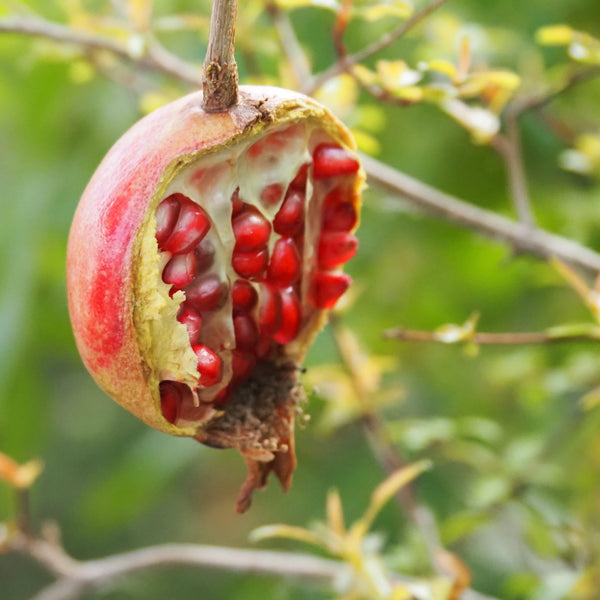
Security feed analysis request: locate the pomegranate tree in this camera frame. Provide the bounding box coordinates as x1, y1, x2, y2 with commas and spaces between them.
67, 86, 364, 511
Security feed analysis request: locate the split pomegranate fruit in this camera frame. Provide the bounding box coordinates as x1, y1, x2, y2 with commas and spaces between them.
67, 86, 364, 512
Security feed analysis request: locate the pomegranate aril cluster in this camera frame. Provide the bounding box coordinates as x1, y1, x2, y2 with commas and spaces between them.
153, 126, 360, 425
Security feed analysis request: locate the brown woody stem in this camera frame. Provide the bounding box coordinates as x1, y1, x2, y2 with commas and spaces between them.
202, 0, 239, 112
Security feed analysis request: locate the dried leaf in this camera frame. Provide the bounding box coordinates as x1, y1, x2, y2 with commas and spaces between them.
435, 549, 472, 600
0, 452, 43, 489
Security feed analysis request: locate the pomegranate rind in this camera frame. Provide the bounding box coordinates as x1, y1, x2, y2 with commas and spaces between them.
67, 85, 363, 438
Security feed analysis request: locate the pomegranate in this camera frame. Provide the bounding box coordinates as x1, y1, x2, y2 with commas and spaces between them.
67, 86, 364, 512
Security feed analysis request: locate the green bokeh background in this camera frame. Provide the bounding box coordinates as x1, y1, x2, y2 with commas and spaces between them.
2, 1, 600, 599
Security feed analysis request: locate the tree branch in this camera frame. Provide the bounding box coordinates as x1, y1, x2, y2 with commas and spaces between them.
383, 326, 600, 345
492, 120, 536, 227
0, 16, 203, 86
13, 535, 342, 600
361, 153, 600, 276
8, 532, 503, 600
305, 0, 449, 95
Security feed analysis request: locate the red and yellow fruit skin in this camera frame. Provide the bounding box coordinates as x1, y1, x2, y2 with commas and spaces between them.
67, 85, 362, 438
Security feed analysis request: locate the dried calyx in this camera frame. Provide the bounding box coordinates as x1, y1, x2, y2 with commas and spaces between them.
67, 87, 364, 512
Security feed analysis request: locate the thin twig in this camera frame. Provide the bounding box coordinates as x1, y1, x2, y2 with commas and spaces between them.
305, 0, 449, 95
492, 119, 536, 227
508, 64, 600, 118
202, 0, 239, 111
332, 0, 352, 60
383, 327, 600, 345
15, 489, 32, 536
264, 2, 312, 87
328, 315, 444, 570
361, 153, 600, 276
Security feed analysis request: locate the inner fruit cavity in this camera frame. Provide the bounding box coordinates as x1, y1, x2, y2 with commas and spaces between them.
144, 123, 360, 426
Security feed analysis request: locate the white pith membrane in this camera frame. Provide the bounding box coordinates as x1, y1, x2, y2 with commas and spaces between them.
134, 120, 361, 510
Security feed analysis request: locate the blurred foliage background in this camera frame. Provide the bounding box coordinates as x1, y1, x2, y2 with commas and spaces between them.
2, 0, 600, 599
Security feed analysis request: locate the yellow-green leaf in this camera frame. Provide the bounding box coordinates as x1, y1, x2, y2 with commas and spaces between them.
440, 98, 500, 143
425, 59, 458, 80
327, 489, 346, 536
353, 1, 413, 22
536, 24, 573, 46
376, 60, 422, 91
581, 385, 600, 410
434, 312, 479, 344
249, 524, 328, 550
351, 461, 431, 540
276, 0, 339, 10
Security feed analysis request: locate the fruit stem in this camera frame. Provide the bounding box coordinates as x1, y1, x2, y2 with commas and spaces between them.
202, 0, 239, 112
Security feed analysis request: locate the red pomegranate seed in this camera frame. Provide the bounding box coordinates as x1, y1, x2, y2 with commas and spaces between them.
256, 338, 272, 359
162, 252, 196, 289
194, 238, 215, 273
185, 275, 227, 312
232, 208, 271, 251
193, 344, 222, 386
158, 194, 211, 254
273, 287, 302, 344
159, 380, 183, 424
310, 271, 352, 308
232, 247, 268, 279
212, 387, 231, 405
259, 283, 283, 337
322, 190, 358, 231
260, 183, 284, 206
176, 305, 202, 344
318, 231, 359, 269
233, 313, 260, 350
232, 279, 258, 313
155, 196, 180, 247
312, 145, 359, 179
231, 188, 244, 217
231, 350, 256, 383
290, 164, 309, 189
273, 189, 305, 236
268, 237, 301, 287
